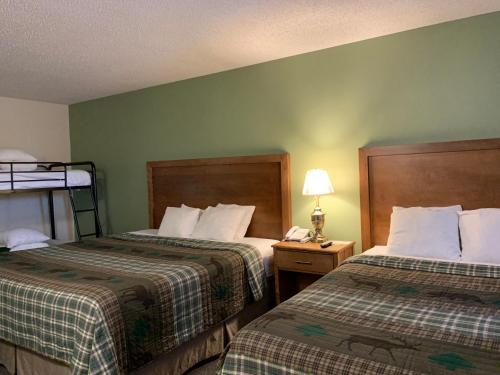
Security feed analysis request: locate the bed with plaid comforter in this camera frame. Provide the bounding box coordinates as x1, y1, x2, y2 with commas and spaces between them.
0, 233, 265, 374
219, 254, 500, 374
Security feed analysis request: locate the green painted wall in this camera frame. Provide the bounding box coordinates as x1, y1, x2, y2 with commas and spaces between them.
70, 12, 500, 250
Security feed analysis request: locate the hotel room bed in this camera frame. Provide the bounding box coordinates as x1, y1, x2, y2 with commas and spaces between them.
0, 233, 267, 374
219, 252, 500, 374
0, 153, 291, 375
219, 138, 500, 374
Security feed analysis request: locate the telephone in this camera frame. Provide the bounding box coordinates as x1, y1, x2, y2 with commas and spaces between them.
284, 226, 311, 242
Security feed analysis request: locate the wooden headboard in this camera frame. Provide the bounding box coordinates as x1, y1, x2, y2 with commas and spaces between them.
147, 154, 291, 240
359, 138, 500, 250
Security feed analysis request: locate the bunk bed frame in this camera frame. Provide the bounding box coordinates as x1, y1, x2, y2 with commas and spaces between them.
0, 161, 102, 241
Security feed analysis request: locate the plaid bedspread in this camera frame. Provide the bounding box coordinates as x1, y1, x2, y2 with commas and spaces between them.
219, 255, 500, 374
0, 233, 265, 374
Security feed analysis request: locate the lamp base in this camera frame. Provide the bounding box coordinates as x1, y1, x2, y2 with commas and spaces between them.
310, 205, 327, 243
311, 231, 327, 243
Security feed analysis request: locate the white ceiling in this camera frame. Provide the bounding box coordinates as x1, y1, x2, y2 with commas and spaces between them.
1, 1, 499, 105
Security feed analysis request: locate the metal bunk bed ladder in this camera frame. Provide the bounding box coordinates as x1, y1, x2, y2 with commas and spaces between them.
50, 161, 103, 241
68, 185, 102, 240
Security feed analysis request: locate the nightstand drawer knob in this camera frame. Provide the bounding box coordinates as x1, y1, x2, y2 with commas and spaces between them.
295, 260, 312, 265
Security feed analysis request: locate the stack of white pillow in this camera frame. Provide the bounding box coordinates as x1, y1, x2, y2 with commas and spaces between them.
386, 206, 500, 264
158, 203, 255, 241
0, 228, 50, 251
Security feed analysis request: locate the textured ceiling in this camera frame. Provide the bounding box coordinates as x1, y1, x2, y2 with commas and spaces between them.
1, 1, 500, 104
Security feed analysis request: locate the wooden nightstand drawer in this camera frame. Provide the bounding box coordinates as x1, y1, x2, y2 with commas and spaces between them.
276, 250, 334, 274
272, 240, 355, 304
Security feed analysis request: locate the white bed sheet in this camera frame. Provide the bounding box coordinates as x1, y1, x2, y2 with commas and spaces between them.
129, 229, 278, 276
364, 245, 500, 266
0, 170, 91, 190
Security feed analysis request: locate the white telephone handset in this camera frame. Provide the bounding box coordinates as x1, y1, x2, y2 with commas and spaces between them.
284, 226, 311, 242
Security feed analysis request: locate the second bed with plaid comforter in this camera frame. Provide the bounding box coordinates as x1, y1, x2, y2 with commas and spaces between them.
219, 254, 500, 374
0, 233, 266, 374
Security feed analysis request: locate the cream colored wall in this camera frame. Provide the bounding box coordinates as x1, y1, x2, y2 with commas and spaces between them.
0, 96, 73, 240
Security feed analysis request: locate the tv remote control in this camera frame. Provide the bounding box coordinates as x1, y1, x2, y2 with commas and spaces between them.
320, 240, 333, 248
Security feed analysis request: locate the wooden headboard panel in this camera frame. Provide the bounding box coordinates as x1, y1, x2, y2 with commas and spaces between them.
147, 154, 291, 240
359, 138, 500, 250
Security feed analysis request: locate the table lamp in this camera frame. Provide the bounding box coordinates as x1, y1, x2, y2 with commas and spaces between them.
302, 169, 334, 242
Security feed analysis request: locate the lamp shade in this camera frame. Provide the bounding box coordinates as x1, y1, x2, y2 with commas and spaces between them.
302, 169, 334, 196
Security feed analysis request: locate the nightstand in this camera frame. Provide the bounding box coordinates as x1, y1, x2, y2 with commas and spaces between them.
272, 240, 355, 304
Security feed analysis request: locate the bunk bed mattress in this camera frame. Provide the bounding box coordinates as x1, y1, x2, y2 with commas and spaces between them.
0, 233, 266, 374
0, 170, 91, 190
219, 254, 500, 374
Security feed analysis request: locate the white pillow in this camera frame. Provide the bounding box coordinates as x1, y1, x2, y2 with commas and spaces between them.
191, 205, 247, 241
460, 209, 500, 264
386, 205, 462, 260
217, 203, 255, 238
11, 242, 50, 252
158, 205, 202, 238
0, 149, 38, 171
0, 228, 50, 249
